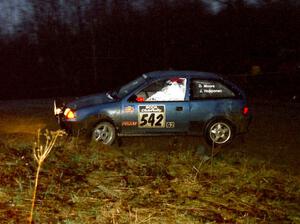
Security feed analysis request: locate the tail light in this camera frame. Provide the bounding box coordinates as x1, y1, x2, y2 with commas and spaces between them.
242, 106, 249, 116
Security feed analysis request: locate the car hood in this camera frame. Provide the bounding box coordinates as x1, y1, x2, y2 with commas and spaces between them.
66, 93, 115, 109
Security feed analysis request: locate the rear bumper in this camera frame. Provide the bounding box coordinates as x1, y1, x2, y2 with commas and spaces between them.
237, 115, 252, 134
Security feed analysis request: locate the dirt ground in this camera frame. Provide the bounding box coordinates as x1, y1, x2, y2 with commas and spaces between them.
0, 97, 299, 173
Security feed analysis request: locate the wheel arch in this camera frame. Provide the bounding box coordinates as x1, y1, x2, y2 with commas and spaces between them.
203, 116, 236, 138
90, 115, 117, 145
86, 113, 117, 134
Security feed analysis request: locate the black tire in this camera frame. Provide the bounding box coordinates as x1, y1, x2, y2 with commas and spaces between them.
91, 121, 116, 145
205, 119, 234, 146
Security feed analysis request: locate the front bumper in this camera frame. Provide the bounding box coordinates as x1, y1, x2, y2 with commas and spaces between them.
54, 100, 86, 135
55, 113, 87, 135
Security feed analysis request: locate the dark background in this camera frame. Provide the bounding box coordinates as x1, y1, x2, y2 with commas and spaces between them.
0, 0, 299, 100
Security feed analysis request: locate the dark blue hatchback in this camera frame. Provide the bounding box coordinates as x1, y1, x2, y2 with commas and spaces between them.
55, 71, 251, 146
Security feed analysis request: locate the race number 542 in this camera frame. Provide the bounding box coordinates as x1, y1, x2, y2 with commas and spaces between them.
138, 105, 166, 128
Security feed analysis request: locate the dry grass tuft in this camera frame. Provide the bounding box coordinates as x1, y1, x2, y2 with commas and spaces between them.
29, 129, 66, 224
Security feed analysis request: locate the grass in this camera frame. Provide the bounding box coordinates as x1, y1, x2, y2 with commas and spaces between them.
29, 129, 66, 223
0, 134, 299, 223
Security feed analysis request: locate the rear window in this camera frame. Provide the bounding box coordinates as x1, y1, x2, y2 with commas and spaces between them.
191, 80, 235, 100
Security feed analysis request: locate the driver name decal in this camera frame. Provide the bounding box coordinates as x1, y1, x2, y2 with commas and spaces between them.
198, 83, 223, 94
138, 105, 166, 128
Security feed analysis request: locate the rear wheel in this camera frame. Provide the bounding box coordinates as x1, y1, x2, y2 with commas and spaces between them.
205, 120, 233, 146
92, 122, 116, 145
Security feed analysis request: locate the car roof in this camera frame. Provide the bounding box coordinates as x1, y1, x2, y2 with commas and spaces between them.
142, 70, 245, 98
144, 70, 223, 80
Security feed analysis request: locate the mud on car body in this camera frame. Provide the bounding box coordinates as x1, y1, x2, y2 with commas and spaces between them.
54, 71, 251, 146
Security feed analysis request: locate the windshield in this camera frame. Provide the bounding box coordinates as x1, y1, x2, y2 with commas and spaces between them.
117, 76, 147, 98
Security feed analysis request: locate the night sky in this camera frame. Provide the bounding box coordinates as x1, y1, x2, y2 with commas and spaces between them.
0, 0, 299, 100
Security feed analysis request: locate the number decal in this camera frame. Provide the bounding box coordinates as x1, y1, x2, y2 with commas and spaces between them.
155, 114, 163, 126
140, 114, 148, 126
166, 121, 175, 128
148, 113, 155, 126
138, 105, 165, 128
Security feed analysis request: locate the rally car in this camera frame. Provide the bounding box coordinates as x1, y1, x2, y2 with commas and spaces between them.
54, 71, 251, 146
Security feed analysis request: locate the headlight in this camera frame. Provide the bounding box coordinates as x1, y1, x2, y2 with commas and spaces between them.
64, 108, 76, 119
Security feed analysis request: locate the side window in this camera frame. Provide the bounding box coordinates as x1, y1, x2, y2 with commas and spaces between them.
191, 80, 235, 100
134, 77, 187, 102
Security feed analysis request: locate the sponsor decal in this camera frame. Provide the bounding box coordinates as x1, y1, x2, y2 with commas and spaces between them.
124, 106, 135, 113
166, 121, 175, 128
122, 121, 138, 127
138, 105, 166, 128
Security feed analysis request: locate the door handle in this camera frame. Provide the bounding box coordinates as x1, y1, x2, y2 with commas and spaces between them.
176, 106, 183, 111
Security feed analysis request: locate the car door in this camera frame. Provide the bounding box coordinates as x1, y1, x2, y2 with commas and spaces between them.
120, 77, 189, 134
189, 79, 237, 134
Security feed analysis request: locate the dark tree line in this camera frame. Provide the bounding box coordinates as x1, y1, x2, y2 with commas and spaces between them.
0, 0, 299, 99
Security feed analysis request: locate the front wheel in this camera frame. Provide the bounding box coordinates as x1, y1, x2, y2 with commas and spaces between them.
205, 120, 234, 146
92, 122, 116, 145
